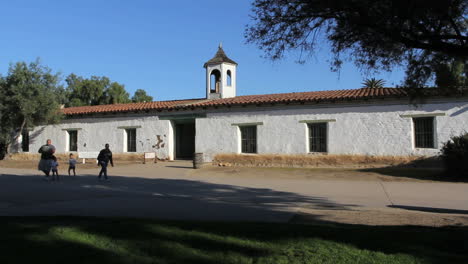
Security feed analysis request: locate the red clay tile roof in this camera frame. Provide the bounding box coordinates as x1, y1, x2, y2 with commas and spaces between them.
193, 88, 407, 107
62, 99, 206, 115
62, 88, 412, 116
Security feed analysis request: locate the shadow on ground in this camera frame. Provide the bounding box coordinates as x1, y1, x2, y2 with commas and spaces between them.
0, 171, 355, 221
389, 205, 468, 215
1, 216, 467, 264
358, 156, 468, 182
0, 170, 467, 263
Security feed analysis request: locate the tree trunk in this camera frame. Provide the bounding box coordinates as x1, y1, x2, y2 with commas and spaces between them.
0, 142, 6, 160
4, 119, 26, 160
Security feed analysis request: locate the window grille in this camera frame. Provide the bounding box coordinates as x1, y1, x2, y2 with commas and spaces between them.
308, 123, 327, 152
126, 128, 137, 152
68, 130, 78, 152
413, 117, 435, 148
240, 126, 257, 153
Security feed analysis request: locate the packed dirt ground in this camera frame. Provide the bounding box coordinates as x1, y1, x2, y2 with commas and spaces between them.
292, 208, 468, 227
190, 165, 453, 182
1, 159, 466, 227
0, 159, 448, 182
0, 159, 137, 170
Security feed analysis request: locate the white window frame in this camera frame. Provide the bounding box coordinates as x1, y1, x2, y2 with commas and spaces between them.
231, 122, 263, 154
299, 119, 336, 154
117, 126, 141, 152
62, 128, 82, 152
400, 113, 444, 150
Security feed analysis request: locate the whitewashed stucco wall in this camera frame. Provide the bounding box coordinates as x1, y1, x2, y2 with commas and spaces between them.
206, 63, 237, 99
20, 99, 468, 162
28, 115, 174, 160
195, 100, 468, 162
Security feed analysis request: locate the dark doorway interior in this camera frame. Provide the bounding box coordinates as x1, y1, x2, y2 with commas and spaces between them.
175, 121, 195, 159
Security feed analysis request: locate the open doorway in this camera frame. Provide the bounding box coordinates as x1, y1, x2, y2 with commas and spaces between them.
174, 121, 195, 159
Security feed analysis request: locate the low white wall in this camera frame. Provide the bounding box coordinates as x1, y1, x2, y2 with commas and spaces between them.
195, 100, 468, 161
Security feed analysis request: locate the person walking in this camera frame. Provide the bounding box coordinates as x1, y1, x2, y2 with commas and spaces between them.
97, 143, 114, 181
68, 153, 77, 176
38, 139, 56, 180
51, 155, 59, 181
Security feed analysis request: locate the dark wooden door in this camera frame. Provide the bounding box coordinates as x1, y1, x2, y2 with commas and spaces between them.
175, 123, 195, 159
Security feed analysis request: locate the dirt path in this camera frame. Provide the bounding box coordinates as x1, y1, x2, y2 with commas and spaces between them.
190, 165, 447, 182
0, 159, 449, 182
1, 161, 467, 226
292, 207, 468, 227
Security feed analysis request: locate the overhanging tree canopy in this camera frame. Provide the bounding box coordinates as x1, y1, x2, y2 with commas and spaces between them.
245, 0, 468, 88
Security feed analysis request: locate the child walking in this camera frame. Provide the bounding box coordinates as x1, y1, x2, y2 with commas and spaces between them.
68, 153, 77, 176
51, 155, 59, 181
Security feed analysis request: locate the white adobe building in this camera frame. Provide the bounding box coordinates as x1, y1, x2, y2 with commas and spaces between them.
13, 45, 468, 162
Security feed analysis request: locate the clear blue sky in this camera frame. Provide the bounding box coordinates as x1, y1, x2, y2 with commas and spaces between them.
0, 0, 406, 101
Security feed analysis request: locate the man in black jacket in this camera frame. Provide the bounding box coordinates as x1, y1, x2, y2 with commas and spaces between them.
97, 143, 114, 181
38, 139, 56, 179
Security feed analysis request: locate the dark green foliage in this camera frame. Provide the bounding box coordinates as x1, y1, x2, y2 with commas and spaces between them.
65, 74, 114, 106
132, 89, 153, 103
441, 133, 468, 177
0, 76, 7, 159
106, 82, 131, 104
0, 60, 63, 157
64, 74, 151, 106
362, 78, 385, 88
0, 60, 152, 158
246, 0, 468, 89
435, 59, 467, 88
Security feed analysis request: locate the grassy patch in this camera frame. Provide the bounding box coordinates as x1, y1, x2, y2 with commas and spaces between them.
0, 217, 466, 264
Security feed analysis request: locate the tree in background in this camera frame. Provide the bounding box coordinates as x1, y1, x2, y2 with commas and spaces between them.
435, 58, 467, 89
132, 89, 153, 103
0, 60, 152, 158
106, 82, 131, 104
65, 74, 110, 106
0, 75, 7, 158
64, 74, 131, 106
0, 60, 63, 158
362, 78, 385, 89
245, 0, 468, 90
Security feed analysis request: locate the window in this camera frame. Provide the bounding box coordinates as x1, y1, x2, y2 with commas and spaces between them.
308, 123, 327, 152
21, 130, 29, 152
413, 117, 435, 148
240, 126, 257, 153
68, 130, 78, 151
226, 70, 232, 86
126, 128, 137, 152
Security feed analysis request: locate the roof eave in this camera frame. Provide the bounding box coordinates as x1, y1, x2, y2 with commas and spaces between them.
203, 61, 238, 68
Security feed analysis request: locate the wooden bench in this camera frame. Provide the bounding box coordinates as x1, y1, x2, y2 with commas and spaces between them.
78, 152, 99, 164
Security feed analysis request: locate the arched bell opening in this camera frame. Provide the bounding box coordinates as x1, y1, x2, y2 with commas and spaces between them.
210, 69, 221, 93
226, 70, 232, 86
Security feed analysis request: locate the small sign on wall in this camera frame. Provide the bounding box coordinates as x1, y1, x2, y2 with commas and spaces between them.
143, 152, 157, 164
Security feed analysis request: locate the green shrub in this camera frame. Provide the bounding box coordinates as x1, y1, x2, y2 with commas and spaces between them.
440, 133, 468, 177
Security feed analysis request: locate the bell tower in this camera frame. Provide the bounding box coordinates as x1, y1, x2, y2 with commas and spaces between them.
204, 43, 237, 99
